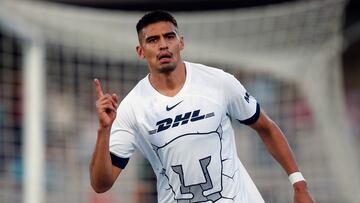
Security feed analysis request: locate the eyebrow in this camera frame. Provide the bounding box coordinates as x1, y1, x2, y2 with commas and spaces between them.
164, 31, 177, 36
145, 31, 177, 42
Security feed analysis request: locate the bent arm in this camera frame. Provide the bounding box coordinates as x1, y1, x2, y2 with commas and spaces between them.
89, 127, 121, 193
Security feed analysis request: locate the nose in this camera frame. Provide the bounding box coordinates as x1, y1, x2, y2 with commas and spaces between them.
159, 37, 168, 50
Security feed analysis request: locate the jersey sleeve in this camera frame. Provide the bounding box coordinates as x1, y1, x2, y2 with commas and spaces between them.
109, 99, 137, 169
223, 72, 260, 125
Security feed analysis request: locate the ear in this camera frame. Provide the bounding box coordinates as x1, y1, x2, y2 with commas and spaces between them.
179, 36, 185, 51
136, 45, 145, 59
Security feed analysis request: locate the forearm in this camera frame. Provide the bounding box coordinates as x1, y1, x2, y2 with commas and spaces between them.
252, 113, 315, 202
256, 118, 299, 175
89, 127, 115, 193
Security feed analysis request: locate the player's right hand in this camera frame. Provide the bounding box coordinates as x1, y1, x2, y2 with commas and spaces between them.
94, 79, 119, 129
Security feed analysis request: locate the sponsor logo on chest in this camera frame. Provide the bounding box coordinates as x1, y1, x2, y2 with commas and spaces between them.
148, 109, 215, 134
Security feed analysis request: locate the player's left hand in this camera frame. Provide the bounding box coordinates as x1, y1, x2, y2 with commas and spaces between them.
293, 181, 315, 203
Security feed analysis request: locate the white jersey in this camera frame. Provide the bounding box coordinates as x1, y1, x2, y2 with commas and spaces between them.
110, 61, 265, 203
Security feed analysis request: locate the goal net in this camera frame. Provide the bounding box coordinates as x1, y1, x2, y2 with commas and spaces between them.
0, 0, 358, 203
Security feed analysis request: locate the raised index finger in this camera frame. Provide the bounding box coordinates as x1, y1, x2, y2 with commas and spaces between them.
94, 78, 104, 99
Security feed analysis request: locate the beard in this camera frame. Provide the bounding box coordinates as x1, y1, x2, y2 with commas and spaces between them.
158, 62, 177, 74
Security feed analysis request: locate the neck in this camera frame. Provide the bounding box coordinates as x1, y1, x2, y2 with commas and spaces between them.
149, 62, 186, 97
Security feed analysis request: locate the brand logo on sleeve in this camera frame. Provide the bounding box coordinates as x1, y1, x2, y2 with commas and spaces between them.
244, 92, 250, 103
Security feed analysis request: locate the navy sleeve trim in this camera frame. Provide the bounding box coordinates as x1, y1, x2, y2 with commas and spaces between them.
238, 103, 260, 125
110, 152, 130, 169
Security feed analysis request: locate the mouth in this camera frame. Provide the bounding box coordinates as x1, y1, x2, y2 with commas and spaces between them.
157, 52, 173, 63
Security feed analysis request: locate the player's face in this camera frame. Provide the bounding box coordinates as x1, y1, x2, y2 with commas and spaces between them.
136, 21, 184, 74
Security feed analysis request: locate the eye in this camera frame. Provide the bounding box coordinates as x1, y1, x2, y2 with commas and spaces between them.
148, 39, 155, 43
166, 34, 176, 40
146, 37, 157, 44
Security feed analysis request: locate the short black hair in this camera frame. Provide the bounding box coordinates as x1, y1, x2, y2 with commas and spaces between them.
136, 10, 178, 35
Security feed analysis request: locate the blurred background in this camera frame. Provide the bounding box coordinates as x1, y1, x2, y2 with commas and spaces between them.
0, 0, 359, 202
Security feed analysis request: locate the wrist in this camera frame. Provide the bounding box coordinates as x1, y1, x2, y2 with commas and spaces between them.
292, 180, 308, 191
98, 122, 113, 129
98, 126, 111, 135
289, 172, 306, 185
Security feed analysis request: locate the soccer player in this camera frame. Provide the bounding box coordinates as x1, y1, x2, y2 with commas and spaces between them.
90, 10, 315, 203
